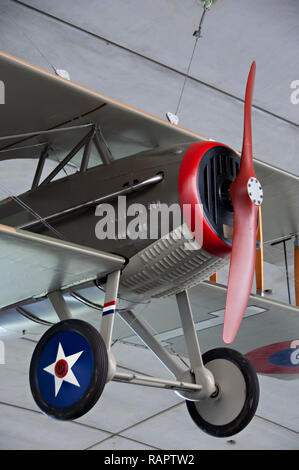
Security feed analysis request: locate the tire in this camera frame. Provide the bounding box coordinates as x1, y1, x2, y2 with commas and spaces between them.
29, 319, 108, 420
186, 348, 259, 438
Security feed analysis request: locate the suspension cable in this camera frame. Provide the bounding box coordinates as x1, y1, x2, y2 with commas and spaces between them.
175, 0, 212, 116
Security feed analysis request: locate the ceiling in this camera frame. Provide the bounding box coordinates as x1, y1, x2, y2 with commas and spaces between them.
0, 0, 298, 175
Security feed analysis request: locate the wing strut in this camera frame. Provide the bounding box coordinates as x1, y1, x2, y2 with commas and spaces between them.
255, 207, 264, 295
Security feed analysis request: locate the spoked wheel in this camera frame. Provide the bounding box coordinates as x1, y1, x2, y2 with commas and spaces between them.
30, 319, 108, 420
186, 348, 259, 438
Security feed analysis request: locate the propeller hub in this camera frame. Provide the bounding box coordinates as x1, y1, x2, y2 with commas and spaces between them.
247, 177, 263, 206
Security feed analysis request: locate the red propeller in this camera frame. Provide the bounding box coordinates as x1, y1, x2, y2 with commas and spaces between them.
223, 62, 263, 344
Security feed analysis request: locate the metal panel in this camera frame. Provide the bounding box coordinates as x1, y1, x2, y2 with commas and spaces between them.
0, 224, 125, 309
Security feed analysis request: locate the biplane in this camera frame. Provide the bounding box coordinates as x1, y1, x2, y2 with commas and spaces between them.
0, 51, 298, 438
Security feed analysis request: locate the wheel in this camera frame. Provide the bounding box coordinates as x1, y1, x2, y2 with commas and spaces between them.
186, 348, 259, 438
30, 319, 108, 420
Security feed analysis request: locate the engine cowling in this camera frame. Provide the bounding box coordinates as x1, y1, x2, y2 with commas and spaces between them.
178, 140, 241, 259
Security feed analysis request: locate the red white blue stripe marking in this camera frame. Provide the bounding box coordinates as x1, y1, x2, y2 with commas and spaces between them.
102, 301, 116, 316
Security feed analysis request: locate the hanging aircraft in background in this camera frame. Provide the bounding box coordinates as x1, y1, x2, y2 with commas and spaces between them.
0, 51, 298, 437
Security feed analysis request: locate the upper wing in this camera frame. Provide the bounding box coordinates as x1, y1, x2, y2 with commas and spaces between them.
0, 50, 298, 251
0, 50, 200, 161
0, 224, 125, 310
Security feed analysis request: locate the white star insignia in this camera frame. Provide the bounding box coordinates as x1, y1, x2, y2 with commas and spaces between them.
43, 342, 83, 397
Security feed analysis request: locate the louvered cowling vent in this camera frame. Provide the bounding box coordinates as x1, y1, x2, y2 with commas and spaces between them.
198, 145, 240, 245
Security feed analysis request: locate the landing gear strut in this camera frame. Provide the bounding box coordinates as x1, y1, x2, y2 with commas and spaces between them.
29, 278, 259, 437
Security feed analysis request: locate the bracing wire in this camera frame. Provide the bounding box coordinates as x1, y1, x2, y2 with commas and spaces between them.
0, 180, 66, 240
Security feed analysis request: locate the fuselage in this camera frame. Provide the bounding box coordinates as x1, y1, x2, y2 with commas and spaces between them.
0, 142, 237, 304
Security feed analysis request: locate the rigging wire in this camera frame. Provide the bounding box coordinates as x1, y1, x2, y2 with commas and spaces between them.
0, 180, 66, 240
262, 238, 298, 305
263, 240, 296, 282
3, 12, 57, 74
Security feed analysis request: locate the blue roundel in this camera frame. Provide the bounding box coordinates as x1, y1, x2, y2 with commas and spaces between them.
269, 348, 299, 368
37, 331, 94, 408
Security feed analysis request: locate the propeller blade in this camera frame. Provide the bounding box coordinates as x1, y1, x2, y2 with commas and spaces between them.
223, 196, 259, 343
223, 61, 263, 344
239, 61, 256, 181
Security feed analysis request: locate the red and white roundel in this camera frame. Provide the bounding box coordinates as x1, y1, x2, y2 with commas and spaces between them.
245, 340, 299, 375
